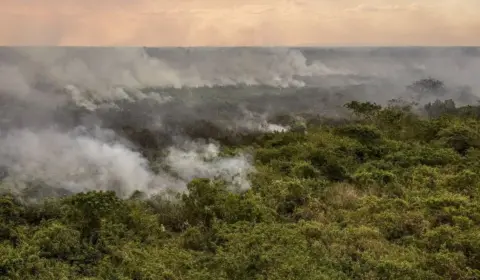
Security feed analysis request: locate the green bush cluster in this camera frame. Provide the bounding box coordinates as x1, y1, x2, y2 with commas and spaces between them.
2, 100, 480, 279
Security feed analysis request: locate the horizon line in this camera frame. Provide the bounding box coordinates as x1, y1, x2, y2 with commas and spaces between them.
1, 45, 479, 48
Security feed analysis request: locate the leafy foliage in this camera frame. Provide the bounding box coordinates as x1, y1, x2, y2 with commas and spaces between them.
2, 100, 480, 279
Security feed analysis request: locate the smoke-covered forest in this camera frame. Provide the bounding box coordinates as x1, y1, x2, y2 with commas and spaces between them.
1, 47, 480, 279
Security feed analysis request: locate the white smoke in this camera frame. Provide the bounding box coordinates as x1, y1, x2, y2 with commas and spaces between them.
0, 127, 254, 198
0, 47, 353, 108
0, 128, 152, 198
226, 108, 289, 133
0, 47, 478, 200
1, 47, 479, 108
165, 141, 254, 191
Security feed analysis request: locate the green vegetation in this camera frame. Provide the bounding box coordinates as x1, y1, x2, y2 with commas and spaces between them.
2, 99, 480, 279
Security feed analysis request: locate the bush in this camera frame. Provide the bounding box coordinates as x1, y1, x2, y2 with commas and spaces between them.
2, 101, 480, 278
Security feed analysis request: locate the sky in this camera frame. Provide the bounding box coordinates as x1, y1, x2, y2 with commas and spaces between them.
1, 0, 479, 46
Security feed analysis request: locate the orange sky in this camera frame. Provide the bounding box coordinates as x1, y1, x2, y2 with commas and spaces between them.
1, 0, 479, 46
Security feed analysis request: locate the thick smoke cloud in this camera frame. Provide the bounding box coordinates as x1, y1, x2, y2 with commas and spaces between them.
0, 47, 478, 199
0, 47, 352, 104
0, 127, 252, 199
2, 47, 479, 110
0, 127, 153, 198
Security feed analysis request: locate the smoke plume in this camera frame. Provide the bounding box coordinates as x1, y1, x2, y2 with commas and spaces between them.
0, 46, 478, 199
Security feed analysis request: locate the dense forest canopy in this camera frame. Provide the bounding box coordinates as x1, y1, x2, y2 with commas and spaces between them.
2, 96, 480, 279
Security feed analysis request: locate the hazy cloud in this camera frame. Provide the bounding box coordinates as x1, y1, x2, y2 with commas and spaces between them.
345, 3, 423, 13
0, 0, 479, 46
